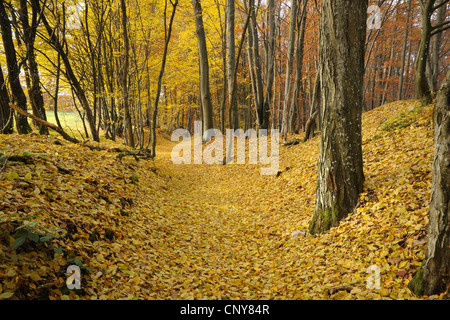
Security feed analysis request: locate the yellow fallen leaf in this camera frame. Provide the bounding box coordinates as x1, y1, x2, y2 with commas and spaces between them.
0, 292, 14, 300
30, 271, 42, 281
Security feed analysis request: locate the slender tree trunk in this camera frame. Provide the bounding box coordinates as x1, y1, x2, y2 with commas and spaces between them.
263, 0, 276, 131
0, 61, 13, 134
303, 71, 319, 142
381, 45, 395, 105
121, 0, 134, 147
398, 0, 412, 100
19, 0, 48, 135
226, 0, 238, 129
430, 0, 445, 92
31, 0, 99, 141
409, 69, 450, 296
281, 0, 298, 140
215, 0, 227, 133
244, 0, 266, 130
192, 0, 214, 139
415, 0, 435, 106
289, 0, 308, 133
0, 1, 32, 134
309, 0, 367, 235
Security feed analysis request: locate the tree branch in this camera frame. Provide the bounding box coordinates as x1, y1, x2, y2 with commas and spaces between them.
433, 0, 449, 12
431, 20, 450, 36
9, 103, 79, 143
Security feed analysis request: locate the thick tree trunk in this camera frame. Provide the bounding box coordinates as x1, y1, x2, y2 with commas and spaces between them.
0, 1, 32, 134
409, 69, 450, 296
309, 0, 367, 234
192, 0, 214, 138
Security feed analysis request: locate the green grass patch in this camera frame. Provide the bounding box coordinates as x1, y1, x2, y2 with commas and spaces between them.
380, 105, 423, 131
45, 111, 84, 132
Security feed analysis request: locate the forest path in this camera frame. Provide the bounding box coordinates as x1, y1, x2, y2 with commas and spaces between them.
143, 136, 314, 299
0, 100, 433, 300
135, 100, 433, 299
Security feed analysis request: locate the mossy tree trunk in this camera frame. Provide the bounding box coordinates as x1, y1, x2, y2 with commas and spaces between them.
309, 0, 367, 234
409, 69, 450, 296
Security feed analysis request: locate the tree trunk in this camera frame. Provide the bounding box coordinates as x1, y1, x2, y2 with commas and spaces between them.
309, 0, 367, 235
281, 0, 298, 140
397, 0, 412, 101
19, 0, 48, 135
289, 0, 308, 133
409, 69, 450, 296
244, 0, 266, 130
31, 0, 99, 141
226, 0, 238, 129
303, 71, 320, 142
430, 0, 446, 93
263, 0, 276, 131
120, 0, 134, 147
415, 0, 434, 106
151, 0, 178, 157
0, 61, 13, 134
192, 0, 214, 139
0, 1, 32, 134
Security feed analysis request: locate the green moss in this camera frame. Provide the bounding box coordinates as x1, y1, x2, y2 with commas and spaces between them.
408, 264, 425, 296
309, 202, 340, 234
381, 106, 423, 131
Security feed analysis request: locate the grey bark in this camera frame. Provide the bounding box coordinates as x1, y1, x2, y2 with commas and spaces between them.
430, 0, 446, 92
397, 0, 412, 100
415, 0, 435, 105
289, 0, 308, 132
226, 0, 238, 129
409, 69, 450, 296
309, 0, 367, 234
263, 0, 276, 131
281, 0, 298, 140
121, 0, 134, 147
192, 0, 214, 138
244, 0, 266, 130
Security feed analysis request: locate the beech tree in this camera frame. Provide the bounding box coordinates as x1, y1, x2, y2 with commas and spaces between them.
415, 0, 449, 105
192, 0, 214, 138
309, 0, 367, 234
121, 0, 134, 147
409, 69, 450, 296
18, 0, 48, 135
0, 61, 13, 134
0, 0, 32, 134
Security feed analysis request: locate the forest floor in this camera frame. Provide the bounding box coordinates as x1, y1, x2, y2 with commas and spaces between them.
0, 99, 447, 300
